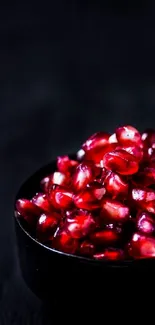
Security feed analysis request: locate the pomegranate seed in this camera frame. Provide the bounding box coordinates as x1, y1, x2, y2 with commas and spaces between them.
133, 167, 155, 187
40, 175, 51, 193
131, 188, 155, 213
79, 240, 95, 257
65, 210, 96, 239
36, 213, 60, 242
103, 149, 139, 175
104, 171, 128, 198
49, 185, 73, 210
129, 233, 155, 258
82, 132, 115, 163
116, 145, 143, 162
136, 211, 155, 235
143, 147, 153, 162
93, 248, 124, 260
100, 198, 130, 223
52, 229, 79, 254
116, 125, 142, 147
90, 229, 119, 245
15, 199, 41, 225
142, 129, 155, 149
57, 155, 78, 174
82, 132, 110, 152
87, 182, 106, 200
32, 193, 51, 213
74, 189, 100, 210
109, 133, 118, 144
49, 171, 69, 187
77, 149, 85, 161
72, 162, 94, 191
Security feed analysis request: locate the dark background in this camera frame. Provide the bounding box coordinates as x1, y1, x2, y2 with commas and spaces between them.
0, 1, 155, 323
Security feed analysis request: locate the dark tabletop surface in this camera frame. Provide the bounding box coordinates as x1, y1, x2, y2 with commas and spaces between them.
0, 1, 155, 323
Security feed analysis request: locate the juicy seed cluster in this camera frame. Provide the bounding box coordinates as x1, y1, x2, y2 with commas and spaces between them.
15, 126, 155, 261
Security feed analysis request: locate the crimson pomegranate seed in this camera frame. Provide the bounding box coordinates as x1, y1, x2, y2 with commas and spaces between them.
49, 171, 70, 187
15, 125, 155, 260
65, 210, 96, 239
116, 125, 142, 147
136, 211, 155, 235
128, 233, 155, 258
32, 193, 51, 213
79, 240, 95, 257
40, 175, 51, 193
52, 229, 79, 254
72, 162, 94, 191
90, 229, 120, 246
100, 198, 130, 223
49, 185, 74, 210
142, 129, 155, 149
57, 155, 78, 174
93, 248, 124, 260
131, 188, 155, 213
104, 171, 128, 199
116, 145, 143, 162
82, 132, 116, 163
16, 199, 41, 226
36, 212, 60, 242
103, 149, 139, 175
87, 182, 106, 200
74, 189, 101, 210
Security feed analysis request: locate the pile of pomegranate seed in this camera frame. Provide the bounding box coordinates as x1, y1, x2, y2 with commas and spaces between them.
15, 126, 155, 261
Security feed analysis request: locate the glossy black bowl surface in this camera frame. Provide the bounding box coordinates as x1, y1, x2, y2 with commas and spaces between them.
14, 156, 155, 309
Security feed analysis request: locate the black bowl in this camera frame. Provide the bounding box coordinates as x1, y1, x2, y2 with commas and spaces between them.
14, 156, 155, 312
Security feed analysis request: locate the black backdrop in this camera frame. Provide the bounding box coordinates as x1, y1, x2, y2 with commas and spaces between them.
0, 1, 155, 323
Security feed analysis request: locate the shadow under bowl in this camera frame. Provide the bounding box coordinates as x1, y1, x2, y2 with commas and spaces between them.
14, 156, 155, 311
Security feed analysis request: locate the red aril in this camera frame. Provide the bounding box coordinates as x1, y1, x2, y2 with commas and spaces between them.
128, 233, 155, 258
57, 155, 78, 174
36, 212, 60, 242
32, 193, 51, 213
72, 162, 94, 191
74, 189, 100, 210
90, 229, 119, 245
79, 240, 95, 257
40, 175, 51, 193
49, 171, 69, 187
82, 131, 110, 151
109, 133, 117, 144
93, 248, 124, 260
65, 210, 96, 239
131, 188, 155, 213
104, 171, 128, 198
116, 145, 143, 162
52, 229, 79, 254
87, 182, 106, 200
49, 185, 74, 210
103, 149, 139, 175
116, 125, 142, 147
142, 129, 155, 149
82, 132, 116, 164
77, 149, 85, 161
15, 199, 41, 225
100, 198, 130, 223
136, 211, 155, 235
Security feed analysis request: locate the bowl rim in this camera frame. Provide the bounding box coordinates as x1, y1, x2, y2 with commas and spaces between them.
14, 155, 155, 268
